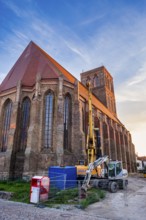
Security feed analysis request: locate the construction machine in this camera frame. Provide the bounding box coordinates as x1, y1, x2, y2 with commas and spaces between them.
76, 80, 128, 193
76, 80, 102, 178
81, 155, 128, 193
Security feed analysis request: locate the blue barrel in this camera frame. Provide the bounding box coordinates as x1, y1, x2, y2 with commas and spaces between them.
48, 166, 77, 190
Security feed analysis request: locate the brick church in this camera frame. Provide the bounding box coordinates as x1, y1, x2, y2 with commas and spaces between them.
0, 41, 136, 179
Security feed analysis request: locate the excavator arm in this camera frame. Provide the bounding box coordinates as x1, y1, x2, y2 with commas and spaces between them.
81, 155, 109, 192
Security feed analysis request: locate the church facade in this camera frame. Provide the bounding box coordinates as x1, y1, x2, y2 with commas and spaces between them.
0, 41, 136, 179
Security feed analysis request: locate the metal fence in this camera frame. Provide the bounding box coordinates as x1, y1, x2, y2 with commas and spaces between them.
0, 175, 131, 209
0, 172, 82, 208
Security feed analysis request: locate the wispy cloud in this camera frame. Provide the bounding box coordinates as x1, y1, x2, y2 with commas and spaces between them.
127, 64, 146, 86
79, 13, 106, 26
116, 61, 146, 103
2, 0, 25, 17
64, 41, 85, 59
1, 1, 146, 82
13, 31, 29, 42
1, 0, 146, 155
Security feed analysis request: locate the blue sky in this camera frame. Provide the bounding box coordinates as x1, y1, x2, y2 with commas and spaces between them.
0, 0, 146, 156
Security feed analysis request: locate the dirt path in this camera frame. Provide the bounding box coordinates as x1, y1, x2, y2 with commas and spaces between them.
83, 174, 146, 220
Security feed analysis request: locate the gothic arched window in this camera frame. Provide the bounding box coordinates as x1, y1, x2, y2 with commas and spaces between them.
64, 94, 72, 150
1, 99, 13, 152
19, 97, 31, 151
44, 91, 54, 148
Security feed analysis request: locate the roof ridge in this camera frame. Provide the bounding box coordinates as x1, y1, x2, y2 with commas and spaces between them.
0, 43, 32, 92
0, 41, 74, 92
31, 41, 76, 84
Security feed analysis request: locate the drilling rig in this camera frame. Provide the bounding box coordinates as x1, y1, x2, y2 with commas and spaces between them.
76, 80, 102, 178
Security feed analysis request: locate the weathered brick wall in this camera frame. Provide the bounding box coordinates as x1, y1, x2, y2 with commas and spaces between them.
0, 77, 137, 178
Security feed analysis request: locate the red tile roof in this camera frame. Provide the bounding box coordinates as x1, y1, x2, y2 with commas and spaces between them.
0, 41, 76, 92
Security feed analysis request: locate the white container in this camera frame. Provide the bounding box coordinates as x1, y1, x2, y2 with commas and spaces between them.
30, 176, 50, 203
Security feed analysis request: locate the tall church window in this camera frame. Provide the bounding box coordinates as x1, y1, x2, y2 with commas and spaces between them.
1, 99, 12, 152
44, 91, 54, 148
19, 97, 31, 151
64, 94, 71, 150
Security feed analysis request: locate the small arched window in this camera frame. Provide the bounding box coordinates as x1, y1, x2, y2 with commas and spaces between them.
94, 75, 100, 87
19, 97, 31, 151
1, 99, 13, 152
64, 94, 71, 150
44, 91, 54, 148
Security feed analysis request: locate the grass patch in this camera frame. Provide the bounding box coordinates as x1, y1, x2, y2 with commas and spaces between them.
0, 180, 30, 203
45, 188, 79, 206
0, 180, 106, 209
45, 187, 105, 209
80, 188, 106, 209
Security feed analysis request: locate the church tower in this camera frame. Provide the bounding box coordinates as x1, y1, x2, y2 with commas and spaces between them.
80, 66, 117, 117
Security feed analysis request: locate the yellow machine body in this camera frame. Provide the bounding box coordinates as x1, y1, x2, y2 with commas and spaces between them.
76, 165, 97, 177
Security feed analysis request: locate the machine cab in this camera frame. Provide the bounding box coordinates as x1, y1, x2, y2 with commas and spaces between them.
108, 161, 123, 178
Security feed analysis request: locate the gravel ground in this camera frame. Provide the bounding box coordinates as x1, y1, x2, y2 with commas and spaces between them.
0, 174, 146, 220
0, 199, 110, 220
84, 174, 146, 220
